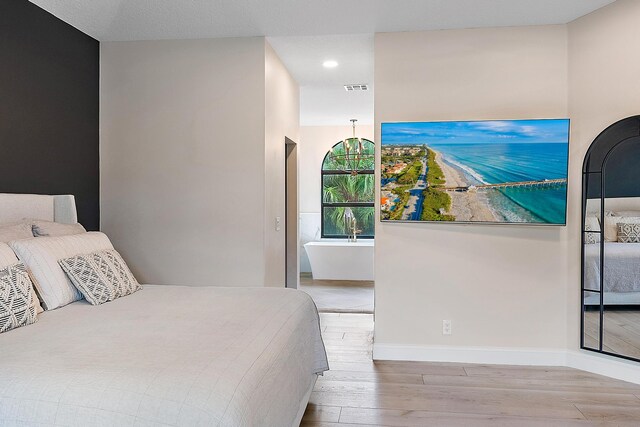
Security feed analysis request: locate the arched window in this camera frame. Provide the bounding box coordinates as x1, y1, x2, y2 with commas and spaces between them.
321, 138, 375, 238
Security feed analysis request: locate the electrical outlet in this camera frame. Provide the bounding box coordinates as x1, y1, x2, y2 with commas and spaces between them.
275, 217, 281, 231
442, 320, 452, 335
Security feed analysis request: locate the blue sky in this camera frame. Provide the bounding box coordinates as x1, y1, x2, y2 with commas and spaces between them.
382, 119, 570, 145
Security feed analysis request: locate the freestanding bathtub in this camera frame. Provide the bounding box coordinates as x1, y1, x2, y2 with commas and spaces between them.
304, 240, 374, 281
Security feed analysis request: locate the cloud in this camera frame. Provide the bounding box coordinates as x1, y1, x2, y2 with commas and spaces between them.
471, 121, 540, 137
471, 121, 513, 132
468, 120, 560, 141
382, 119, 569, 145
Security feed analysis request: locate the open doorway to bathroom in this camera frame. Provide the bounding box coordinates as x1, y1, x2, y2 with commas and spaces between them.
268, 34, 375, 313
298, 125, 375, 313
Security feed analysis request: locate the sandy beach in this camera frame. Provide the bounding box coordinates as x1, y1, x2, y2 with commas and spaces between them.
432, 150, 500, 222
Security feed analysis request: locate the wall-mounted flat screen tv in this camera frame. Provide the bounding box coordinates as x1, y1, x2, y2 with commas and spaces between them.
381, 119, 570, 225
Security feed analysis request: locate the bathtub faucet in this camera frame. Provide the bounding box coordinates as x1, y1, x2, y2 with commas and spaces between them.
348, 217, 362, 242
343, 208, 359, 242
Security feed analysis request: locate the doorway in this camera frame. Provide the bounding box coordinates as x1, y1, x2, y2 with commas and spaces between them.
296, 126, 375, 313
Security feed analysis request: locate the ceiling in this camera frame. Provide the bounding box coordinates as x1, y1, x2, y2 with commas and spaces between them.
30, 0, 614, 42
31, 0, 615, 126
268, 34, 374, 126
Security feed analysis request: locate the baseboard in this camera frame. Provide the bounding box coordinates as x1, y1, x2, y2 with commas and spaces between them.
373, 343, 640, 384
566, 350, 640, 384
373, 343, 567, 366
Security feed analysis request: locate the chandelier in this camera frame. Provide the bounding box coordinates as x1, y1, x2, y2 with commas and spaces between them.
328, 119, 374, 176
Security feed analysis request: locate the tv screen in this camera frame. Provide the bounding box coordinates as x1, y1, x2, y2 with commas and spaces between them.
380, 119, 570, 225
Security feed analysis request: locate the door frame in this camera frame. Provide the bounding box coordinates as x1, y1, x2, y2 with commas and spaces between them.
285, 137, 299, 288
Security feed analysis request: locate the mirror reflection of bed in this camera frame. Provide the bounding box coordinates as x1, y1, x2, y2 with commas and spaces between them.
582, 116, 640, 361
583, 196, 640, 359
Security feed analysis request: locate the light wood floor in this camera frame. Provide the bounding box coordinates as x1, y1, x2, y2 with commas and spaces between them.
300, 274, 374, 313
301, 313, 640, 426
584, 309, 640, 360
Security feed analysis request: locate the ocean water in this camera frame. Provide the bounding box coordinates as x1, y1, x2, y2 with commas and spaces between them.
431, 142, 568, 224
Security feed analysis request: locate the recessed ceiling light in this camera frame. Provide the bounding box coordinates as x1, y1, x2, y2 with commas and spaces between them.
323, 60, 338, 68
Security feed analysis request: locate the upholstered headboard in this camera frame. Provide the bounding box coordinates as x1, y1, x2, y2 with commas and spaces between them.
0, 193, 78, 225
586, 197, 640, 215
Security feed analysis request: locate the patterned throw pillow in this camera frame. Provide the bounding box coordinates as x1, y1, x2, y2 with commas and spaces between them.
617, 222, 640, 243
0, 263, 39, 333
59, 249, 141, 305
584, 216, 601, 244
584, 231, 600, 244
604, 216, 640, 242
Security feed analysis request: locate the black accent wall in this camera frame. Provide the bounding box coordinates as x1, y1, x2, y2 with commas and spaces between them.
0, 1, 99, 230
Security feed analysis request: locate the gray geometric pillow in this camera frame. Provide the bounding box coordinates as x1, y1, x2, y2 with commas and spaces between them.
584, 225, 601, 244
59, 249, 141, 305
617, 223, 640, 243
584, 216, 601, 244
0, 263, 39, 333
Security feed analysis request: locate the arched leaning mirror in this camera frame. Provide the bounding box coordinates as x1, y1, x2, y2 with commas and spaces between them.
582, 115, 640, 361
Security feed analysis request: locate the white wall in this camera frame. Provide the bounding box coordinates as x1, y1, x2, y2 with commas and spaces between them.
298, 125, 374, 272
374, 26, 570, 351
300, 125, 375, 214
567, 0, 640, 350
264, 41, 300, 286
101, 37, 299, 287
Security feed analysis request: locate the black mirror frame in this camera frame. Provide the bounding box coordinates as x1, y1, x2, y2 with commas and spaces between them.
581, 115, 640, 362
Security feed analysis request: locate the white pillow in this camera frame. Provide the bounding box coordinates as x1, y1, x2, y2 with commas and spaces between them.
0, 221, 34, 243
604, 216, 640, 242
31, 220, 87, 237
0, 242, 43, 313
585, 216, 600, 231
10, 232, 114, 310
0, 242, 20, 268
614, 210, 640, 217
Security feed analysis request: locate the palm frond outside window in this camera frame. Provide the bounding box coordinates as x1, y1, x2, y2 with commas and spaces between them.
321, 139, 375, 238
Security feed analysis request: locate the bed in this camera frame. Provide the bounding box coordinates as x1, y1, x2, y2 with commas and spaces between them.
584, 198, 640, 306
0, 194, 328, 426
584, 242, 640, 305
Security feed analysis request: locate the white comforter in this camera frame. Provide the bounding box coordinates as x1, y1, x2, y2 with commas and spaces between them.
584, 242, 640, 293
0, 285, 328, 426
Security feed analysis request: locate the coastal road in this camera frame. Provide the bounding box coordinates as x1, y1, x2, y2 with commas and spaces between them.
401, 157, 428, 221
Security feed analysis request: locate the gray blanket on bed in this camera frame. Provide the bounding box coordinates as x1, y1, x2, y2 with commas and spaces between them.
584, 243, 640, 293
0, 285, 328, 426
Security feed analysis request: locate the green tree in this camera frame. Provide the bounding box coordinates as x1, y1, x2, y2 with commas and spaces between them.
322, 174, 375, 235
426, 149, 445, 186
323, 175, 375, 204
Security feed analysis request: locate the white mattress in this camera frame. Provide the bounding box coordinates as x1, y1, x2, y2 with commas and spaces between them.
0, 285, 328, 426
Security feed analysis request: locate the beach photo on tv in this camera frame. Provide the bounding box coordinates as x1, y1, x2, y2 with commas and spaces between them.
380, 119, 570, 224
